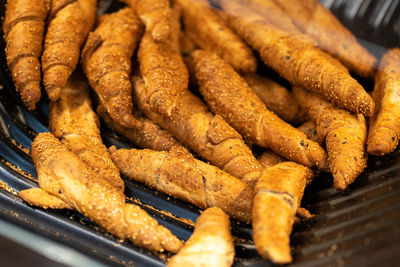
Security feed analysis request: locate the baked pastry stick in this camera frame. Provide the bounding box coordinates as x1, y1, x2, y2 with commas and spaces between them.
175, 0, 257, 73
136, 4, 189, 117
42, 0, 96, 101
274, 0, 376, 79
257, 150, 314, 220
293, 86, 367, 190
49, 72, 124, 190
242, 73, 306, 124
222, 0, 351, 75
111, 146, 252, 222
257, 113, 318, 219
3, 0, 49, 110
230, 0, 375, 78
20, 133, 182, 253
220, 0, 374, 117
81, 8, 143, 129
97, 105, 184, 152
253, 162, 313, 263
168, 207, 234, 267
134, 77, 263, 188
192, 50, 328, 170
258, 119, 318, 218
122, 0, 172, 43
226, 0, 301, 35
368, 48, 400, 156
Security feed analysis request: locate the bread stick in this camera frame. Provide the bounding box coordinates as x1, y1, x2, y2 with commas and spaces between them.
233, 0, 301, 35
20, 132, 182, 253
49, 72, 124, 190
97, 105, 184, 152
42, 0, 96, 101
137, 3, 189, 117
253, 162, 313, 263
81, 8, 143, 128
243, 73, 306, 124
3, 0, 49, 109
110, 147, 252, 222
368, 48, 400, 155
176, 0, 257, 73
133, 77, 263, 188
168, 207, 234, 267
192, 50, 328, 169
220, 0, 374, 117
293, 86, 367, 190
122, 0, 172, 43
274, 0, 376, 79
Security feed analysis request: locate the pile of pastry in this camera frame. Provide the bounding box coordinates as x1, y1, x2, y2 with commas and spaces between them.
4, 0, 399, 265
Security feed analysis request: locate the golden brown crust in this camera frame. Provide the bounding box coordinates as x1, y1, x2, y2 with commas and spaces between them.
298, 120, 319, 143
257, 148, 314, 220
176, 0, 257, 73
3, 0, 49, 110
137, 0, 172, 42
368, 48, 400, 155
192, 50, 328, 170
137, 4, 189, 117
252, 162, 313, 264
123, 0, 172, 43
236, 0, 301, 35
111, 147, 252, 222
168, 207, 234, 267
20, 187, 72, 210
42, 0, 96, 101
243, 73, 306, 124
293, 86, 367, 190
227, 0, 350, 73
49, 73, 124, 190
81, 8, 143, 128
257, 150, 285, 169
133, 77, 263, 188
274, 0, 377, 79
97, 105, 184, 152
221, 0, 374, 117
48, 0, 72, 18
30, 132, 182, 253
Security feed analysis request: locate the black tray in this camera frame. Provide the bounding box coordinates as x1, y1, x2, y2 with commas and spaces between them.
0, 0, 399, 266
